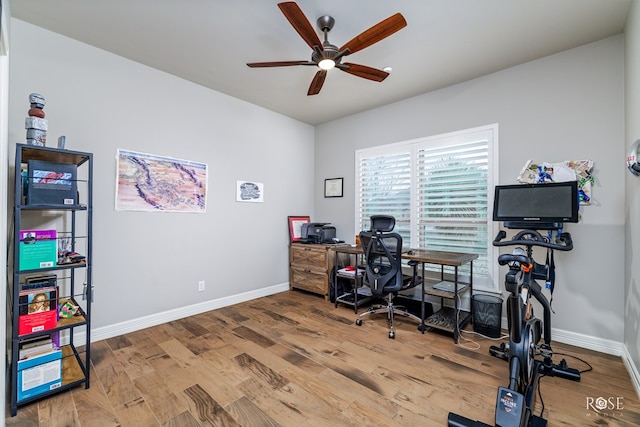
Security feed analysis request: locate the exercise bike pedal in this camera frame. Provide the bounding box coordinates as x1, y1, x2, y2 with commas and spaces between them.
489, 344, 509, 361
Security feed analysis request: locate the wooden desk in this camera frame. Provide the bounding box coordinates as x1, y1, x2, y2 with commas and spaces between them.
332, 245, 478, 343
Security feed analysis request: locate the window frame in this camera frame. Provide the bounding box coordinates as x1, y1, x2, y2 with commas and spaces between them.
355, 124, 500, 293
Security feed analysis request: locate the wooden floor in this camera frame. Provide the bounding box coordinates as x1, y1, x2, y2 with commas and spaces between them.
6, 290, 640, 426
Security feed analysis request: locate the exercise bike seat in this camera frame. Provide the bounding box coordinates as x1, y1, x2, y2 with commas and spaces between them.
498, 253, 529, 266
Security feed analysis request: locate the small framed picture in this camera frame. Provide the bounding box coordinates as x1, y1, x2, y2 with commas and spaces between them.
324, 178, 343, 198
288, 216, 310, 243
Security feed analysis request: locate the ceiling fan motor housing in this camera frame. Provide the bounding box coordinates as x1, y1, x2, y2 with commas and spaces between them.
313, 43, 342, 64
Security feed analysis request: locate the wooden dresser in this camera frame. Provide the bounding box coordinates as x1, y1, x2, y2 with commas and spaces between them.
289, 243, 335, 300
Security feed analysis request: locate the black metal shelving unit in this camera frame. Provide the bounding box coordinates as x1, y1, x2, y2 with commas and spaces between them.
9, 144, 93, 416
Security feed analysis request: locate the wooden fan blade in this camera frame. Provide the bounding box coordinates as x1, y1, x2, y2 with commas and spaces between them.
339, 13, 406, 55
278, 2, 323, 50
247, 60, 310, 67
307, 70, 327, 95
340, 63, 389, 82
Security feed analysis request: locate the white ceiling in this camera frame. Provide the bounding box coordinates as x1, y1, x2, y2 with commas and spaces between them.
9, 0, 632, 126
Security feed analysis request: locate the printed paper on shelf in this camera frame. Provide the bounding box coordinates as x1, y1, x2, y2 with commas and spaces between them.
337, 267, 364, 277
19, 229, 57, 270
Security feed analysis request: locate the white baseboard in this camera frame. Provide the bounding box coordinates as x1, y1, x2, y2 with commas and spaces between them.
551, 327, 624, 356
622, 345, 640, 399
88, 282, 290, 343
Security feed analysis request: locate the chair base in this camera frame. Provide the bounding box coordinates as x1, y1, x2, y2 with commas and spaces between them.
355, 293, 422, 338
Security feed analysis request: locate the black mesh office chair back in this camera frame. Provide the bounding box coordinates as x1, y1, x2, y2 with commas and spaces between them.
355, 215, 422, 338
359, 232, 403, 297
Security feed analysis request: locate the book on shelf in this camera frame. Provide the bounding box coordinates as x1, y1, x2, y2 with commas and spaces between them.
21, 274, 57, 292
18, 331, 60, 360
19, 338, 53, 360
20, 335, 52, 349
18, 229, 57, 270
18, 287, 58, 336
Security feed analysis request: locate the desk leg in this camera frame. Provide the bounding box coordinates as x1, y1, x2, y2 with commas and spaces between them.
334, 250, 339, 309
420, 262, 426, 333
469, 260, 474, 325
353, 253, 358, 314
454, 266, 459, 344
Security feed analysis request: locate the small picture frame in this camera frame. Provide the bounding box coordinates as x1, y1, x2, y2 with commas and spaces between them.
324, 178, 343, 198
288, 216, 310, 243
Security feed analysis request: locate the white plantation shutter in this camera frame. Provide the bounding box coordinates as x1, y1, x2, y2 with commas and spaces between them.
355, 125, 498, 291
416, 139, 489, 280
357, 150, 412, 242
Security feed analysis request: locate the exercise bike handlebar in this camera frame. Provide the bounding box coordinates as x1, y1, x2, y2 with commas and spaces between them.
493, 229, 573, 251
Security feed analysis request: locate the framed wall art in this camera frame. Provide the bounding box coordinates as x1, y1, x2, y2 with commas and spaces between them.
324, 177, 343, 198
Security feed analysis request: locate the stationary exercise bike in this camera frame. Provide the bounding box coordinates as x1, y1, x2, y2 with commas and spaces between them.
448, 228, 581, 427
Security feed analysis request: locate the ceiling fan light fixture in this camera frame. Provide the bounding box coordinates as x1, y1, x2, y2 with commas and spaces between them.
318, 58, 335, 70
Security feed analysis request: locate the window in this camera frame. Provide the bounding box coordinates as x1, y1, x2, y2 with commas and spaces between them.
356, 125, 499, 291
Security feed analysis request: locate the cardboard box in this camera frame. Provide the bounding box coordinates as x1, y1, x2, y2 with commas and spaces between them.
17, 349, 62, 401
19, 229, 57, 271
27, 160, 77, 206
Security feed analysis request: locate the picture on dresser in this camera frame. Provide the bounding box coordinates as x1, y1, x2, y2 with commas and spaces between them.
288, 216, 310, 243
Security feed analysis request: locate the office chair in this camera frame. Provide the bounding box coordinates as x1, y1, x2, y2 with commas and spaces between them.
355, 215, 422, 338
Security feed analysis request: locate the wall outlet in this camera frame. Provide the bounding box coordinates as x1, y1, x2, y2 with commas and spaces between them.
198, 280, 205, 292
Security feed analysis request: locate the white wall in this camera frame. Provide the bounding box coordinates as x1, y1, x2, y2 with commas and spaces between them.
1, 1, 10, 424
8, 19, 315, 332
625, 0, 640, 389
315, 36, 626, 347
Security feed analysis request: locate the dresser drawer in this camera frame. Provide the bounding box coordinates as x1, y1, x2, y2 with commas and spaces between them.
290, 245, 328, 270
289, 243, 335, 300
289, 266, 329, 296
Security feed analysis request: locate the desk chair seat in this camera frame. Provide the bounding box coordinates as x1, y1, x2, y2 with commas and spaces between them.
355, 219, 422, 339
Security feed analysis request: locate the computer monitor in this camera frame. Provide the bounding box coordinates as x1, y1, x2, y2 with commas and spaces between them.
492, 181, 579, 229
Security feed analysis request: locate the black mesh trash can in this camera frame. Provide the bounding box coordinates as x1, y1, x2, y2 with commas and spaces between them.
472, 294, 503, 338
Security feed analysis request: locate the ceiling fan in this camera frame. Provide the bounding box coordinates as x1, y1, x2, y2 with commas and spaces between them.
247, 2, 407, 95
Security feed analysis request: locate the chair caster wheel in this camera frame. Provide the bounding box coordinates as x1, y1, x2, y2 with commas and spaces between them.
355, 319, 362, 326
389, 331, 395, 339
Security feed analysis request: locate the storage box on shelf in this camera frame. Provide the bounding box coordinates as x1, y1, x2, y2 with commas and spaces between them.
9, 144, 93, 416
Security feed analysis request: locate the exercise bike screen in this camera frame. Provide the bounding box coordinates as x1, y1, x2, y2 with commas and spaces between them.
493, 181, 579, 225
